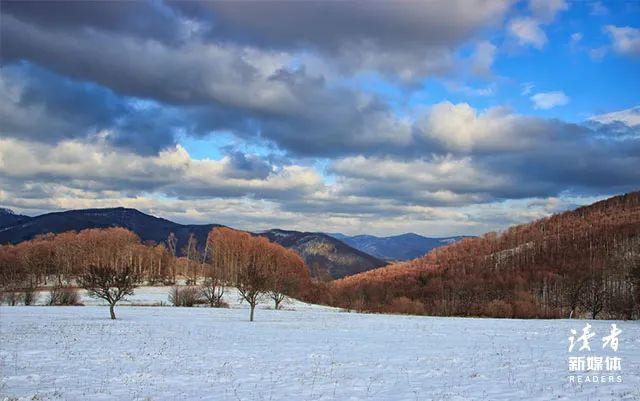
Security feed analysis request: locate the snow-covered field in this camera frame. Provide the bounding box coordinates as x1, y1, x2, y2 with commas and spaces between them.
1, 288, 639, 401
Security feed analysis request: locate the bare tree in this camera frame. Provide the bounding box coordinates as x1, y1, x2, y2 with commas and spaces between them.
183, 234, 199, 284
580, 274, 606, 319
22, 274, 39, 306
79, 265, 139, 319
562, 274, 586, 318
236, 237, 272, 322
268, 249, 307, 310
200, 277, 225, 307
167, 232, 178, 283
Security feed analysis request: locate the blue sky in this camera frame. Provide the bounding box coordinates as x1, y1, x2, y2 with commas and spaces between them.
0, 0, 638, 236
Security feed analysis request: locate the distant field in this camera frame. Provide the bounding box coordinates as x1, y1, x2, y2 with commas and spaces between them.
1, 289, 639, 400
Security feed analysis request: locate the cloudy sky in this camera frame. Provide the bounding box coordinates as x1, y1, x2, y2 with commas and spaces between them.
1, 0, 639, 236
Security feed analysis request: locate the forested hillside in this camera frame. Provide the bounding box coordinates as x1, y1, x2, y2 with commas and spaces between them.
328, 192, 640, 319
0, 208, 384, 278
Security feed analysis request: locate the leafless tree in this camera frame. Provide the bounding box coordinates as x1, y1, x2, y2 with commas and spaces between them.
183, 234, 199, 284
580, 274, 607, 319
200, 277, 226, 307
79, 265, 139, 319
167, 232, 178, 283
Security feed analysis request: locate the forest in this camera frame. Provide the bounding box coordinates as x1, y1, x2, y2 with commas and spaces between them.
0, 226, 311, 320
327, 192, 640, 319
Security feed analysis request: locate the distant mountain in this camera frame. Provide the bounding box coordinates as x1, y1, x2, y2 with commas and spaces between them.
0, 207, 220, 251
328, 232, 469, 261
261, 229, 387, 278
0, 208, 31, 229
0, 207, 385, 279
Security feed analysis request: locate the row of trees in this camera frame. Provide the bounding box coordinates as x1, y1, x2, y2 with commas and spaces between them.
328, 192, 640, 320
0, 227, 312, 321
207, 228, 309, 321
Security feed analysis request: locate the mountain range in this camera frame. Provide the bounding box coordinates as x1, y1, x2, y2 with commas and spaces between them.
0, 207, 388, 278
327, 232, 469, 261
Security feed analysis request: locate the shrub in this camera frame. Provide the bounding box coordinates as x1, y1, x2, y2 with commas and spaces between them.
1, 291, 23, 306
168, 286, 203, 307
23, 287, 39, 306
512, 291, 539, 318
483, 299, 513, 318
388, 297, 426, 315
48, 286, 81, 306
200, 280, 227, 308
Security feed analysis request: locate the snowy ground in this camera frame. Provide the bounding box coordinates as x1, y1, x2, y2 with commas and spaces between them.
1, 288, 639, 401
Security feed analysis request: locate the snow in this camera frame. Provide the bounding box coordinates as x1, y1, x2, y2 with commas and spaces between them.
21, 286, 335, 311
1, 288, 639, 401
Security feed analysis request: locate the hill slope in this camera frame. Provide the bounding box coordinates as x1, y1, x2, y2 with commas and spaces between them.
0, 208, 31, 229
261, 229, 387, 278
0, 207, 384, 278
329, 191, 640, 319
328, 232, 468, 261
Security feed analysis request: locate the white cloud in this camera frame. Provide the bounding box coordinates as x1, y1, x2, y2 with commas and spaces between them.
530, 91, 569, 109
529, 0, 568, 22
508, 17, 547, 49
605, 25, 640, 57
590, 2, 609, 16
507, 1, 568, 50
589, 106, 640, 127
521, 82, 535, 95
418, 102, 542, 152
570, 32, 583, 45
588, 46, 608, 60
471, 41, 497, 76
0, 138, 323, 200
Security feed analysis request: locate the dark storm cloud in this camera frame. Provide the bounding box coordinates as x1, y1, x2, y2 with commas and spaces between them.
175, 0, 507, 49
171, 0, 509, 79
0, 63, 181, 154
222, 151, 273, 180
0, 0, 185, 43
0, 63, 125, 142
1, 13, 417, 158
0, 63, 260, 155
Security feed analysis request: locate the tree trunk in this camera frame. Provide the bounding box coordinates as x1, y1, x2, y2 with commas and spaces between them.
274, 298, 281, 310
249, 303, 255, 322
109, 304, 116, 320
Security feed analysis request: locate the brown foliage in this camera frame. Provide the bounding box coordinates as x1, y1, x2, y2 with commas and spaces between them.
0, 227, 176, 294
207, 227, 312, 320
328, 191, 640, 319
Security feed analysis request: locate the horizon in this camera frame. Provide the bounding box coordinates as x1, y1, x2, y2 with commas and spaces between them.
1, 0, 639, 237
1, 204, 473, 239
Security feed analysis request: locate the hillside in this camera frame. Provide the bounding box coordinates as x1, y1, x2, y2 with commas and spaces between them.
0, 209, 31, 229
260, 229, 387, 278
329, 191, 640, 319
0, 207, 384, 278
328, 232, 468, 261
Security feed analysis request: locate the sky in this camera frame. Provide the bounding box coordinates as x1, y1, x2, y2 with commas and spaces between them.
1, 0, 639, 237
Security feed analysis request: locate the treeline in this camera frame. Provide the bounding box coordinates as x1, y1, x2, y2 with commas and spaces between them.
0, 226, 312, 320
328, 191, 640, 319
